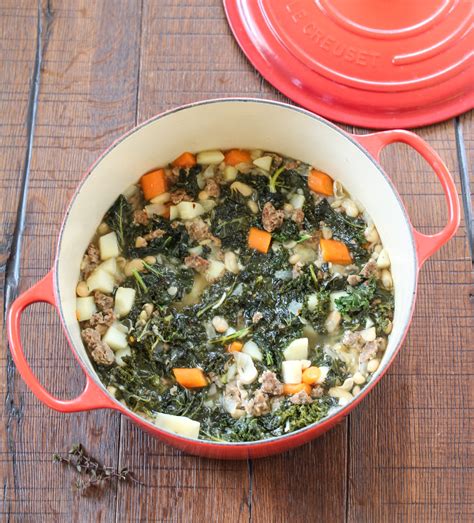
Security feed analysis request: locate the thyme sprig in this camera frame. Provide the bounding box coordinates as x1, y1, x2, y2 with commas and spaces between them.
53, 444, 142, 494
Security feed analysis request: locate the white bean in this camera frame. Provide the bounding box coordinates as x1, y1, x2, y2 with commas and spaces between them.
321, 226, 333, 239
352, 371, 366, 385
124, 258, 145, 277
367, 359, 380, 373
212, 316, 229, 333
364, 224, 380, 244
230, 181, 253, 197
352, 385, 361, 395
224, 251, 239, 273
325, 311, 341, 334
377, 248, 391, 268
76, 281, 90, 297
342, 198, 359, 217
381, 269, 393, 290
247, 200, 259, 214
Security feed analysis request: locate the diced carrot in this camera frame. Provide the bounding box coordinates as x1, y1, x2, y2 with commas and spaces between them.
141, 169, 167, 200
172, 151, 196, 168
172, 368, 208, 389
248, 227, 272, 254
302, 366, 321, 385
283, 383, 312, 396
227, 341, 243, 353
308, 169, 334, 196
320, 238, 352, 265
224, 149, 251, 166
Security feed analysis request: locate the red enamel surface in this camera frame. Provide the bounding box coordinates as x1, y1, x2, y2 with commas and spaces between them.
224, 0, 474, 128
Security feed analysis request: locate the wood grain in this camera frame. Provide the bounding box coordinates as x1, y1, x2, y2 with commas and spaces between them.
0, 1, 472, 522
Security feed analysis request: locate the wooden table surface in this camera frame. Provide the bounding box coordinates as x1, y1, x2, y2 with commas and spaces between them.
1, 1, 473, 521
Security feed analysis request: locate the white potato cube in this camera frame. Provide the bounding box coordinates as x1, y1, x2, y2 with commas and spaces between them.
145, 202, 166, 217
242, 340, 263, 361
76, 297, 97, 322
234, 352, 258, 384
223, 165, 238, 182
282, 360, 303, 384
252, 155, 272, 171
169, 205, 180, 220
360, 327, 376, 342
103, 323, 128, 351
115, 346, 131, 367
86, 268, 115, 294
289, 193, 305, 209
98, 257, 118, 277
196, 150, 224, 165
177, 201, 205, 220
155, 413, 201, 439
376, 248, 391, 269
205, 259, 225, 282
99, 231, 120, 260
114, 287, 136, 318
283, 338, 308, 360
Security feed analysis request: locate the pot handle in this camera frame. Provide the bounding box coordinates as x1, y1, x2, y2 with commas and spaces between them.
7, 271, 117, 413
353, 130, 460, 267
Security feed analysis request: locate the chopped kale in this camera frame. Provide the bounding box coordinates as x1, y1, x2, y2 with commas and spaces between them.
103, 195, 134, 254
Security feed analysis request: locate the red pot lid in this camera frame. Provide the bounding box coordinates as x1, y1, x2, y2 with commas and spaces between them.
224, 0, 474, 128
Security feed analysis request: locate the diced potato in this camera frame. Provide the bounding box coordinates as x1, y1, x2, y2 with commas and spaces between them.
289, 193, 305, 209
234, 352, 258, 384
252, 155, 272, 171
115, 346, 131, 367
205, 259, 225, 282
317, 366, 330, 384
283, 338, 308, 360
169, 205, 179, 220
98, 257, 118, 277
176, 201, 205, 220
196, 150, 225, 165
76, 297, 97, 322
145, 202, 166, 217
282, 360, 303, 384
86, 268, 115, 294
114, 287, 136, 318
360, 327, 376, 342
103, 322, 128, 351
99, 231, 120, 260
242, 340, 263, 361
155, 413, 201, 439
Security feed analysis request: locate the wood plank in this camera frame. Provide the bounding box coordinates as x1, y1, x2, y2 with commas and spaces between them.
1, 1, 142, 521
347, 121, 474, 522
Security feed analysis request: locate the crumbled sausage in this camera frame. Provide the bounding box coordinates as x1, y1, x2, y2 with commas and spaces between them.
289, 390, 313, 404
259, 371, 283, 396
94, 291, 113, 311
81, 243, 100, 277
144, 228, 166, 241
89, 310, 115, 329
133, 210, 149, 226
311, 385, 324, 399
360, 260, 377, 279
205, 178, 220, 198
347, 274, 361, 286
170, 189, 193, 204
359, 341, 378, 363
245, 390, 271, 417
252, 311, 263, 324
291, 208, 305, 225
185, 218, 220, 246
262, 202, 285, 232
184, 254, 209, 272
342, 330, 362, 347
81, 328, 114, 366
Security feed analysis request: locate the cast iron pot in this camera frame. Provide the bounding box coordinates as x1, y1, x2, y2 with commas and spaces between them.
7, 99, 460, 459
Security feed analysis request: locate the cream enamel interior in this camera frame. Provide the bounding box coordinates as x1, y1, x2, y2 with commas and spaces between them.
56, 100, 417, 409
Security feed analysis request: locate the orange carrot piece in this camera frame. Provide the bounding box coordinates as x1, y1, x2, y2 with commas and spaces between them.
320, 238, 352, 265
141, 169, 167, 200
172, 151, 196, 168
227, 341, 243, 353
308, 169, 334, 196
248, 227, 272, 254
302, 366, 321, 385
173, 368, 208, 389
283, 383, 312, 396
224, 149, 251, 166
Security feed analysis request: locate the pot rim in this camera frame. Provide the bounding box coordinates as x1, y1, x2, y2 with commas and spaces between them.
54, 97, 418, 448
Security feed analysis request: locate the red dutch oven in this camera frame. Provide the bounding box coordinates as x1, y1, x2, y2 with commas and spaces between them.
7, 99, 460, 459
